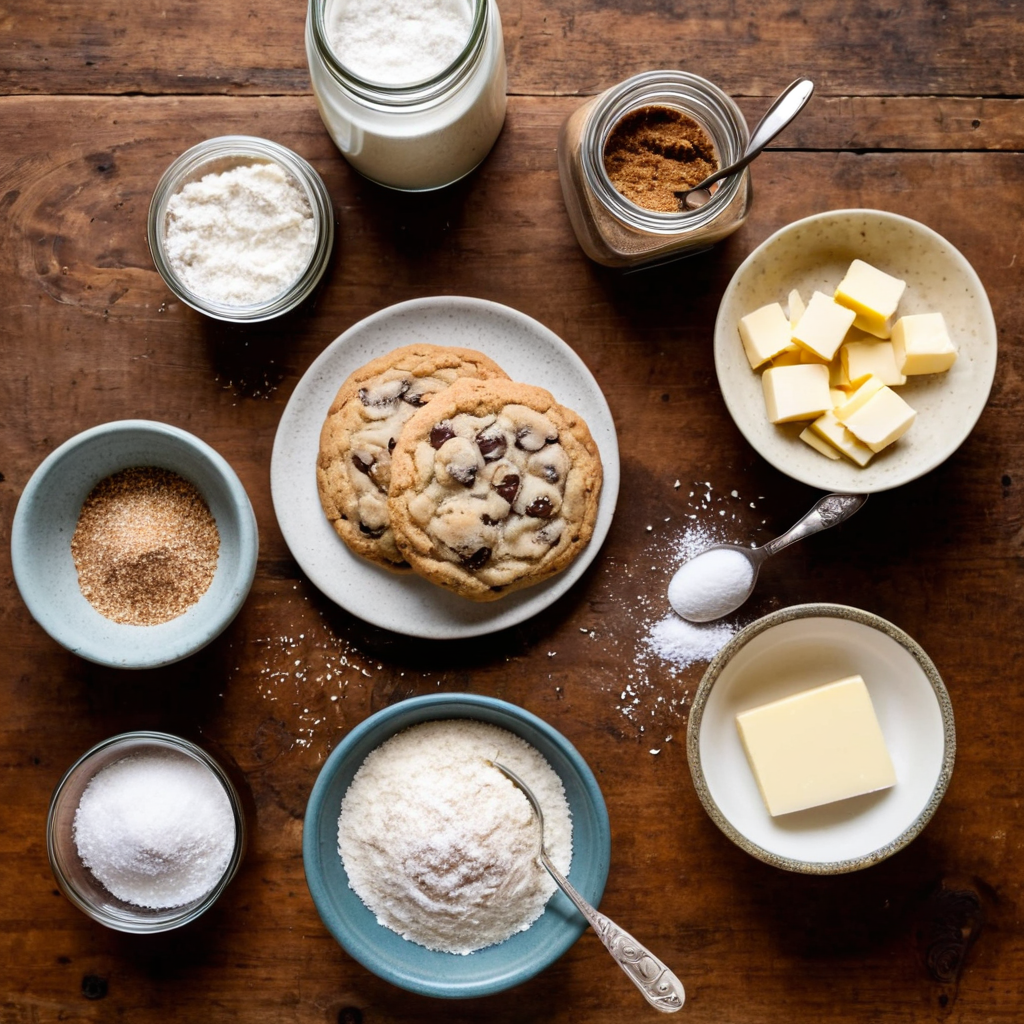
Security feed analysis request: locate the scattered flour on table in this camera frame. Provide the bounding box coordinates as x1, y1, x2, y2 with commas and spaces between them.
338, 719, 571, 954
73, 750, 235, 909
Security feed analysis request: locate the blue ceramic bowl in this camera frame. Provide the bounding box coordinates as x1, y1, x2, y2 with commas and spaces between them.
303, 693, 611, 998
11, 420, 258, 669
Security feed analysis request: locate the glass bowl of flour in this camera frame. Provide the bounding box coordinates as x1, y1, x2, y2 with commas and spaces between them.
47, 731, 247, 932
148, 136, 335, 323
302, 693, 611, 997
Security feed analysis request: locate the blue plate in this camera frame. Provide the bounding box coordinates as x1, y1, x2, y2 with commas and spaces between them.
303, 693, 611, 998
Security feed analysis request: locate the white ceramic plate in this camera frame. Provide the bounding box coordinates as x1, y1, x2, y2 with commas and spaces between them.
271, 297, 620, 639
714, 209, 997, 492
687, 604, 955, 873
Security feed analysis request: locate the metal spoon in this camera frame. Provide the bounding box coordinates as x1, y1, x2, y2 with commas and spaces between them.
490, 761, 685, 1014
668, 492, 868, 623
675, 77, 814, 210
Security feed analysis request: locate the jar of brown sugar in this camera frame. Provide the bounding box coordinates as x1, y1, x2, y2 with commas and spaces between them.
557, 70, 752, 269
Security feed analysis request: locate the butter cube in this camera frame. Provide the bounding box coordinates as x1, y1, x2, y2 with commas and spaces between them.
840, 339, 907, 387
735, 675, 896, 817
799, 426, 842, 460
739, 303, 795, 369
891, 312, 957, 375
834, 259, 906, 339
829, 387, 848, 408
842, 386, 917, 453
787, 289, 806, 330
833, 374, 886, 422
792, 291, 857, 362
761, 364, 832, 424
810, 411, 875, 466
829, 359, 850, 389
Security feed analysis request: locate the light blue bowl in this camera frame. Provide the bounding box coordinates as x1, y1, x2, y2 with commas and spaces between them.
303, 693, 611, 999
11, 420, 258, 669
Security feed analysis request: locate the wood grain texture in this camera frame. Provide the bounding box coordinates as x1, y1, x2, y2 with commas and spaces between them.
2, 1, 1024, 1020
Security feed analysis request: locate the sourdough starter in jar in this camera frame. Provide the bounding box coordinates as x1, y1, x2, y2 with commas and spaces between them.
306, 0, 507, 191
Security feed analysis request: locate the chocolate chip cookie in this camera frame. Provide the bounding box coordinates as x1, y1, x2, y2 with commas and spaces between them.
388, 378, 603, 600
317, 345, 508, 571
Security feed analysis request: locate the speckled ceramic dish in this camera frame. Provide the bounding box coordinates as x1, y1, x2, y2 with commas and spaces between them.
687, 604, 955, 874
714, 209, 997, 492
271, 296, 620, 638
11, 420, 258, 669
303, 693, 611, 998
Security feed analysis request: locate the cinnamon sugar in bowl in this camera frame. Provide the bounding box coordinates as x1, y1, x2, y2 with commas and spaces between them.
12, 420, 258, 669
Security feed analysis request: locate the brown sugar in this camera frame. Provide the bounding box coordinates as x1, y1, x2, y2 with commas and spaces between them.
603, 105, 718, 213
71, 467, 220, 626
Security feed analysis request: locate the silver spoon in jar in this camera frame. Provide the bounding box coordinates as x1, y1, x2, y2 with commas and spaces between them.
490, 761, 685, 1014
668, 492, 867, 623
675, 77, 815, 210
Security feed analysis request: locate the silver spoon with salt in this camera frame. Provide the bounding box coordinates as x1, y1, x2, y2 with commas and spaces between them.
490, 761, 685, 1014
675, 77, 815, 210
668, 493, 868, 623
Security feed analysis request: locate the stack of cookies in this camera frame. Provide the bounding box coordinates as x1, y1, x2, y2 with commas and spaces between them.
316, 344, 603, 601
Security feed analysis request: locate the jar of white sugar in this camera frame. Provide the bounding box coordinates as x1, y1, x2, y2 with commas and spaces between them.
148, 136, 335, 322
47, 731, 246, 932
305, 0, 507, 191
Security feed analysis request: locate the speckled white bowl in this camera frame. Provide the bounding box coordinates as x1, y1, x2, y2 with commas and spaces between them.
714, 209, 997, 492
11, 420, 258, 669
687, 604, 956, 874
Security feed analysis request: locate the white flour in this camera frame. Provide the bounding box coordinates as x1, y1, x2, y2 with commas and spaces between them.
73, 751, 235, 909
165, 161, 315, 306
337, 719, 571, 954
327, 0, 473, 85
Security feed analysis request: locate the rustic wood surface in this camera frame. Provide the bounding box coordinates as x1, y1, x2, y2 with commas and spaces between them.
2, 0, 1023, 1021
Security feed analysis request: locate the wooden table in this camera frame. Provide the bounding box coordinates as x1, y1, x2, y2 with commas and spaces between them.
3, 1, 1023, 1020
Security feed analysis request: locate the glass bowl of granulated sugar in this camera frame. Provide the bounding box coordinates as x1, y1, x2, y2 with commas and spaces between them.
303, 693, 611, 998
11, 419, 259, 669
48, 731, 247, 933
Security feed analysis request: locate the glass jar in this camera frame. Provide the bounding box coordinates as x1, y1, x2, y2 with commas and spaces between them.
306, 0, 507, 191
47, 732, 247, 933
148, 135, 335, 323
558, 71, 752, 269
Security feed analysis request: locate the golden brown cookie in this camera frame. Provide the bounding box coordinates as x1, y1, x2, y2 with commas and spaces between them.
388, 377, 603, 600
317, 345, 508, 571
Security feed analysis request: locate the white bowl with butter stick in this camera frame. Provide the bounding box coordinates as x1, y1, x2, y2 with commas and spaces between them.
686, 603, 955, 874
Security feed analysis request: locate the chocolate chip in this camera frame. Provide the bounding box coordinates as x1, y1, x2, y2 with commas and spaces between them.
359, 522, 386, 538
495, 473, 520, 505
401, 390, 426, 407
430, 422, 456, 449
461, 547, 491, 570
481, 513, 506, 526
525, 496, 554, 518
351, 453, 374, 475
448, 462, 477, 487
542, 465, 559, 483
476, 431, 506, 462
388, 438, 396, 452
358, 380, 410, 407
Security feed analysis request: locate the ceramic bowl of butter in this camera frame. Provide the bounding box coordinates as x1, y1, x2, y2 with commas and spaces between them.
687, 603, 955, 874
303, 692, 611, 998
11, 419, 258, 669
714, 209, 997, 492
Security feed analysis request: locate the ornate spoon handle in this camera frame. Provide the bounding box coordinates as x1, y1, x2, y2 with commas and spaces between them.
762, 492, 868, 557
540, 851, 685, 1013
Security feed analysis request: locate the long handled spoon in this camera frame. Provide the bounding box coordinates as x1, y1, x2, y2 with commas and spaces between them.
491, 761, 685, 1014
676, 77, 815, 210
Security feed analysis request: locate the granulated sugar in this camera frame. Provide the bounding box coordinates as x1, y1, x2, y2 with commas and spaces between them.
73, 750, 235, 909
327, 0, 472, 85
667, 546, 754, 622
647, 615, 737, 669
338, 719, 571, 954
165, 161, 315, 306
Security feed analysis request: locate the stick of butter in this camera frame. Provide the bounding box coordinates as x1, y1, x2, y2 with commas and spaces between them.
735, 675, 896, 817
